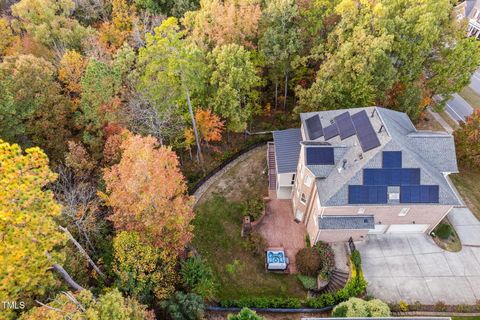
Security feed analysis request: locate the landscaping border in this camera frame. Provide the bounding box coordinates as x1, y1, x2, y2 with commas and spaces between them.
206, 306, 333, 313
190, 139, 270, 205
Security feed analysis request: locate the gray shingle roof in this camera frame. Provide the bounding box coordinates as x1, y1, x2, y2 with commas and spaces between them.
273, 128, 302, 173
318, 215, 375, 230
296, 107, 460, 206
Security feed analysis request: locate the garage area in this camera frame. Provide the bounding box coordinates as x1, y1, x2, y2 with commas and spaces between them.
356, 233, 480, 304
368, 224, 429, 234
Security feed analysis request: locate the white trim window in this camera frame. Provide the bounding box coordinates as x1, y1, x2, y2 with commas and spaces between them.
398, 208, 410, 217
300, 193, 307, 204
304, 175, 313, 187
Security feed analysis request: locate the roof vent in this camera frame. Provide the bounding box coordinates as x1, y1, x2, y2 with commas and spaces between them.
371, 109, 377, 118
342, 159, 347, 169
358, 153, 364, 160
378, 125, 385, 133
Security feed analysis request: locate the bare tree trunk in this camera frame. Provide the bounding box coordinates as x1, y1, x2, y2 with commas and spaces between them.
274, 80, 278, 110
60, 226, 106, 279
185, 86, 204, 166
46, 251, 85, 292
283, 72, 288, 110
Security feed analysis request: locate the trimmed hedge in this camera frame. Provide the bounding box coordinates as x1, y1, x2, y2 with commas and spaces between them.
220, 297, 303, 309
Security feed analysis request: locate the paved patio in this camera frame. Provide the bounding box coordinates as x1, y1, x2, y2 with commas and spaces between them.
357, 233, 480, 304
256, 192, 306, 273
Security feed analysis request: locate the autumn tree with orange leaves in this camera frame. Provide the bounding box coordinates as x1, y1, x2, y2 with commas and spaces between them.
102, 132, 194, 254
454, 109, 480, 168
195, 108, 225, 145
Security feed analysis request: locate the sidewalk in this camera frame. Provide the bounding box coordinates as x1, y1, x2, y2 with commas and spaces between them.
426, 107, 454, 134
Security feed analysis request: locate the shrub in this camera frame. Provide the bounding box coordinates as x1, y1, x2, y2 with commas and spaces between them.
297, 274, 317, 290
476, 299, 480, 311
332, 298, 390, 317
315, 242, 335, 278
351, 250, 362, 271
367, 299, 391, 317
399, 300, 409, 312
180, 256, 217, 300
296, 247, 322, 277
305, 234, 311, 247
227, 308, 265, 320
161, 292, 205, 320
455, 304, 472, 313
242, 232, 267, 257
435, 223, 452, 239
242, 197, 265, 221
434, 301, 447, 312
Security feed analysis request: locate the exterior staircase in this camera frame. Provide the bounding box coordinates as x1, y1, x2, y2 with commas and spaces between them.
267, 142, 277, 191
318, 269, 350, 294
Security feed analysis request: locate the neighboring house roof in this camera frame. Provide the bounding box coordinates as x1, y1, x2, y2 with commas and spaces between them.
273, 128, 302, 173
276, 106, 461, 207
465, 0, 480, 18
318, 215, 375, 230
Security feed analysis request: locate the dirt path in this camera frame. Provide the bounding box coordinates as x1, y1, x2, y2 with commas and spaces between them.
194, 145, 268, 205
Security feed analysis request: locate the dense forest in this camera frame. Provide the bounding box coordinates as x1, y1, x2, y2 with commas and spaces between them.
1, 0, 480, 318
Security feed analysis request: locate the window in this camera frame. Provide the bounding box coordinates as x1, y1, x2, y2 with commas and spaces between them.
300, 193, 307, 204
291, 174, 296, 185
399, 208, 410, 217
304, 175, 313, 187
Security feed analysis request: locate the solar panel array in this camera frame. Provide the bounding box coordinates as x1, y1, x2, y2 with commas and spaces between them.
305, 115, 323, 140
323, 123, 339, 140
347, 151, 440, 204
306, 147, 334, 165
351, 110, 381, 152
363, 168, 420, 186
400, 185, 439, 203
348, 185, 388, 204
334, 112, 356, 140
382, 151, 402, 168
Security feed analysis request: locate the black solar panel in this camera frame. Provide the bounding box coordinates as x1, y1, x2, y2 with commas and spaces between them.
383, 151, 402, 168
363, 168, 420, 186
334, 112, 356, 140
348, 185, 388, 204
306, 147, 334, 165
323, 123, 339, 140
400, 185, 439, 203
305, 115, 323, 140
351, 110, 381, 152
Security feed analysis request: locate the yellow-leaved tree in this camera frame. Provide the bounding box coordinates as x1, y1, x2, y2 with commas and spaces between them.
0, 140, 66, 319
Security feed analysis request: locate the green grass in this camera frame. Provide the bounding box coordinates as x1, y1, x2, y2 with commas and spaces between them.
192, 195, 305, 300
450, 165, 480, 220
459, 86, 480, 110
439, 110, 460, 130
452, 317, 480, 320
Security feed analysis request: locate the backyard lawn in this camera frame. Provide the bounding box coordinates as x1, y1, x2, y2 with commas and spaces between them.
450, 165, 480, 220
192, 146, 305, 300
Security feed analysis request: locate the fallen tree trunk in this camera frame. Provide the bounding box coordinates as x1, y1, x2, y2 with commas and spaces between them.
59, 226, 106, 279
46, 251, 84, 291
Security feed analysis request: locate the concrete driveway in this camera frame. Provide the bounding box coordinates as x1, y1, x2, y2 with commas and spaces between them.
448, 207, 480, 246
445, 93, 474, 123
357, 233, 480, 304
469, 70, 480, 95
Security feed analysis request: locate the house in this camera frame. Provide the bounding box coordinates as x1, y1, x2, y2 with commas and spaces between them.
456, 0, 480, 39
269, 107, 461, 243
